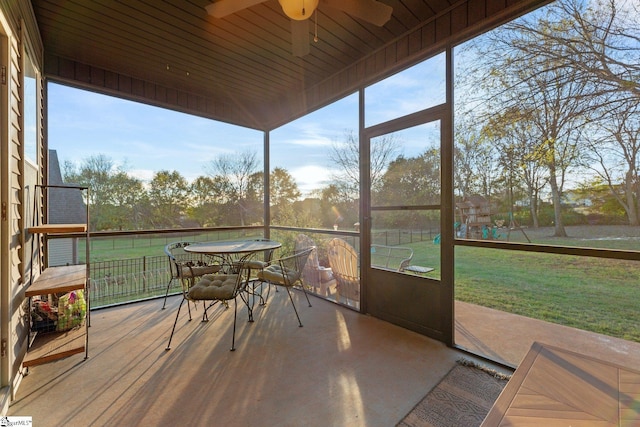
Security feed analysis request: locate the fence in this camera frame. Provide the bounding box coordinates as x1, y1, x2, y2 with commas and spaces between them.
90, 255, 175, 307
371, 228, 439, 246
81, 227, 438, 308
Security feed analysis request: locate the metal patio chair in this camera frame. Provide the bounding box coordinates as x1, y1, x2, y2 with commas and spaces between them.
165, 253, 255, 351
162, 241, 222, 309
256, 247, 314, 327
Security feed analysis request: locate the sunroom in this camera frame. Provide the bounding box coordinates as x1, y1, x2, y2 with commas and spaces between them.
2, 0, 639, 424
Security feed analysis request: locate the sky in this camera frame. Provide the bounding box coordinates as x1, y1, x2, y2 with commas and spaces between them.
48, 83, 263, 183
48, 53, 445, 197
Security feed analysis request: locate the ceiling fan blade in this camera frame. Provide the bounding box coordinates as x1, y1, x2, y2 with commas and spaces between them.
290, 19, 310, 57
205, 0, 268, 18
321, 0, 393, 26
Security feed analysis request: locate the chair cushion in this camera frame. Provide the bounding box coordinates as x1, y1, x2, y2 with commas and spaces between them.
257, 265, 300, 286
188, 274, 238, 300
180, 264, 221, 278
233, 260, 268, 270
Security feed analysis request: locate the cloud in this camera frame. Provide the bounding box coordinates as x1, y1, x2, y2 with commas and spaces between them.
127, 169, 155, 182
290, 164, 336, 197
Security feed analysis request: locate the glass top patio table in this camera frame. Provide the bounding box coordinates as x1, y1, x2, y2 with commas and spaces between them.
185, 240, 281, 314
183, 239, 281, 255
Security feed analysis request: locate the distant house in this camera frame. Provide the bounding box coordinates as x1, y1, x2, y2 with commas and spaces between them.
47, 150, 87, 266
563, 190, 593, 209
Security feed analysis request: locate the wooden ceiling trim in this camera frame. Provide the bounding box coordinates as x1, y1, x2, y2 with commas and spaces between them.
232, 9, 335, 84
468, 0, 488, 25
487, 0, 508, 16
387, 1, 428, 31
452, 3, 469, 33
110, 0, 296, 81
40, 35, 270, 108
45, 53, 267, 130
395, 35, 410, 62
45, 42, 271, 125
422, 20, 437, 47
35, 1, 296, 102
435, 12, 453, 41
37, 20, 273, 106
185, 4, 334, 83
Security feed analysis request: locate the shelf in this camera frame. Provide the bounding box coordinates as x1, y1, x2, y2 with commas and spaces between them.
23, 327, 86, 367
25, 185, 90, 367
26, 264, 86, 297
28, 223, 87, 234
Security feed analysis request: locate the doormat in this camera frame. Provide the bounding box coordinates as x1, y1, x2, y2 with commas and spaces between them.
397, 359, 511, 427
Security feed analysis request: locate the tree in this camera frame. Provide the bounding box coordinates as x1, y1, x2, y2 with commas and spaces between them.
63, 154, 146, 230
147, 170, 189, 228
376, 149, 441, 206
329, 129, 402, 199
485, 108, 549, 227
454, 125, 487, 198
188, 175, 228, 227
493, 0, 640, 232
107, 171, 145, 230
315, 184, 358, 229
206, 151, 260, 226
248, 167, 302, 225
585, 102, 640, 225
270, 167, 301, 208
511, 0, 639, 107
462, 8, 596, 237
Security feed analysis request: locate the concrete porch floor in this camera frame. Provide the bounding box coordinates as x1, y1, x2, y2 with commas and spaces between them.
455, 300, 640, 371
8, 291, 640, 425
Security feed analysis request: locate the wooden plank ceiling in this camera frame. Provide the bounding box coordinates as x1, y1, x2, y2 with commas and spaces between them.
31, 0, 539, 130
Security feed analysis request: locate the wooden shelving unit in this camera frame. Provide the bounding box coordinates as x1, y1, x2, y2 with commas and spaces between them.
25, 185, 90, 368
23, 322, 86, 368
25, 264, 86, 297
28, 224, 87, 234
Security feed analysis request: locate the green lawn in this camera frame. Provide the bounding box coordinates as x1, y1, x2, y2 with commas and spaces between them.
454, 248, 640, 342
406, 225, 640, 342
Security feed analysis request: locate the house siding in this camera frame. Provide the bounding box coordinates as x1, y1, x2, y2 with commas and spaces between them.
0, 1, 44, 409
9, 21, 26, 401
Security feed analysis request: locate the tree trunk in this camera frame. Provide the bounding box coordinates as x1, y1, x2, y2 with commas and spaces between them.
548, 170, 567, 237
625, 170, 639, 226
530, 195, 540, 228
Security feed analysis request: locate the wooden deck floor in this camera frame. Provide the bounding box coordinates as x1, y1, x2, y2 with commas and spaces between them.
9, 293, 465, 426
8, 295, 640, 425
481, 342, 640, 426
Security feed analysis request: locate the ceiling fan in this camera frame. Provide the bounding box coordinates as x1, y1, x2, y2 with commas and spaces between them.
205, 0, 393, 57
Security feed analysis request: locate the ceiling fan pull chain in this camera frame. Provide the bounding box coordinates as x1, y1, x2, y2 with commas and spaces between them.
314, 8, 319, 42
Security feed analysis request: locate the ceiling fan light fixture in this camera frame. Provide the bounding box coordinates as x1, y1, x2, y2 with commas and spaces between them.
278, 0, 319, 20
